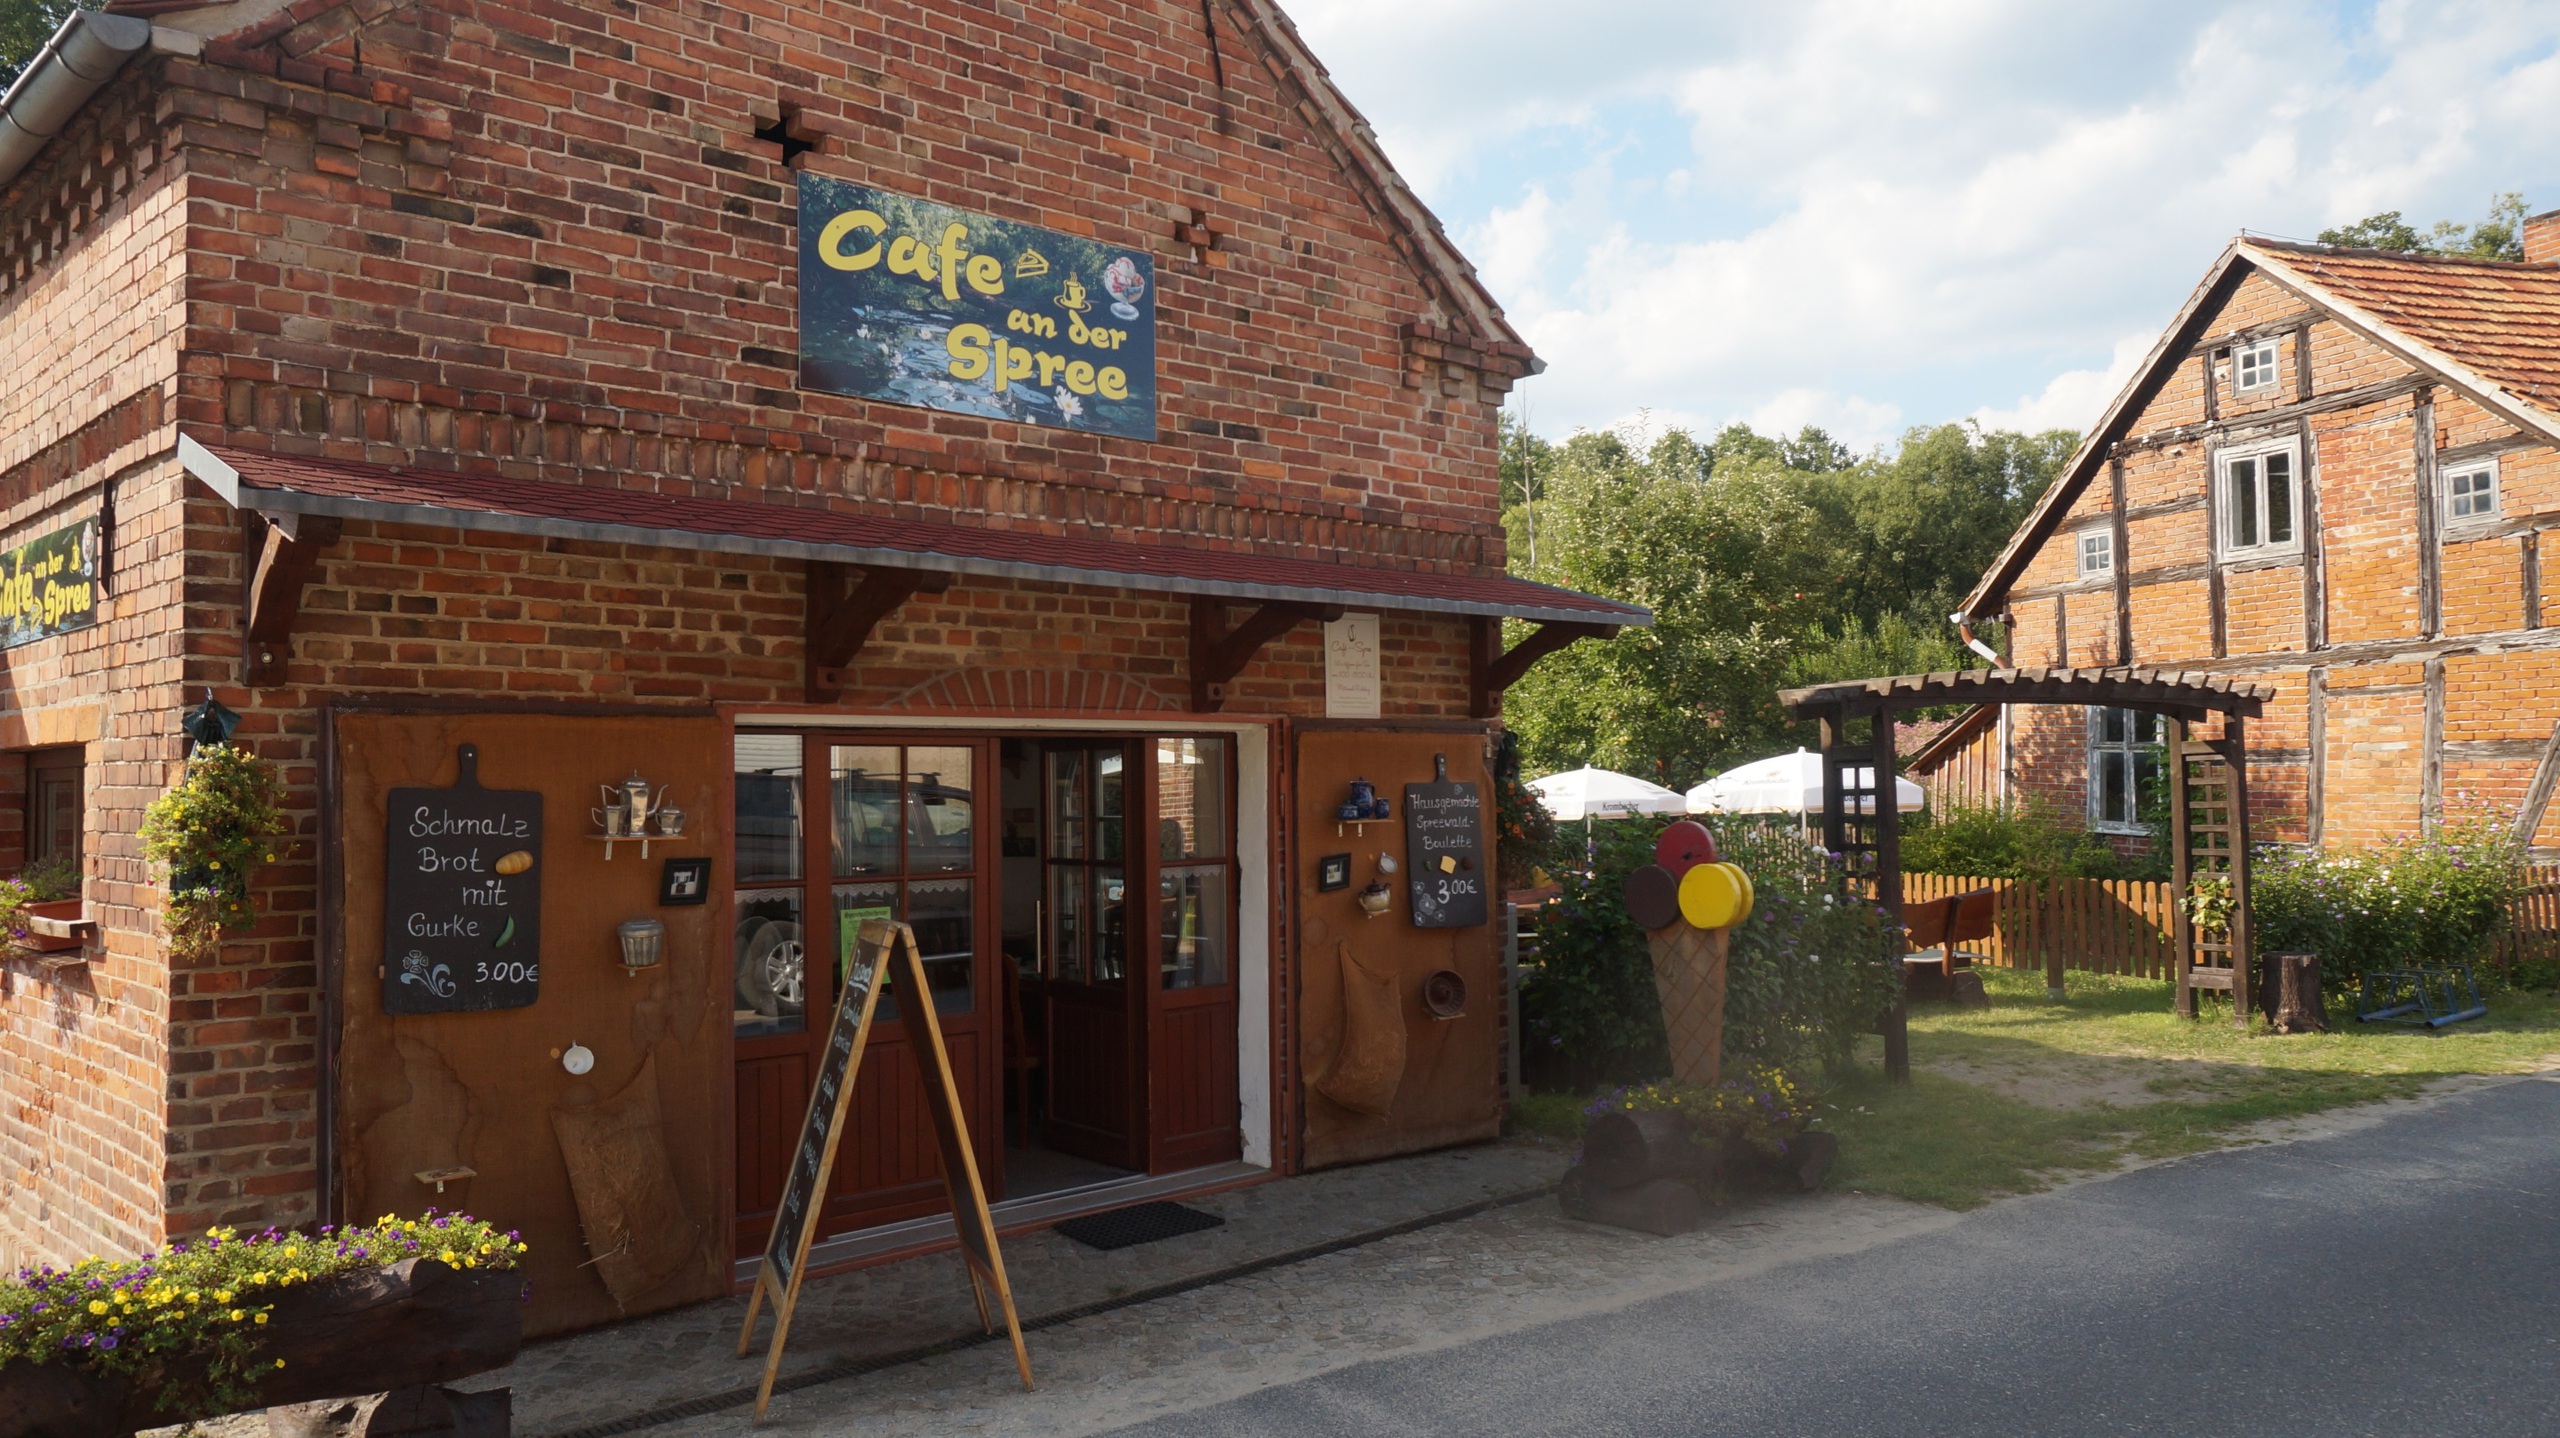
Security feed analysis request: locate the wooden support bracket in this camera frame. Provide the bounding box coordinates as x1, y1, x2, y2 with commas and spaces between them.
1190, 597, 1342, 711
241, 510, 343, 686
806, 561, 951, 702
1470, 618, 1618, 718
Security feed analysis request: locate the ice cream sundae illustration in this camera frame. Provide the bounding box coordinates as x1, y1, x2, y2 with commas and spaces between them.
1102, 255, 1146, 320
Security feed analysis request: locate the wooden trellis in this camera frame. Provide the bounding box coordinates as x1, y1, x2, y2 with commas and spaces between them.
1781, 667, 2276, 1059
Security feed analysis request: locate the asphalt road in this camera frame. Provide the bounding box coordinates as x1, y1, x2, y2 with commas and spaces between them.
1105, 1075, 2560, 1437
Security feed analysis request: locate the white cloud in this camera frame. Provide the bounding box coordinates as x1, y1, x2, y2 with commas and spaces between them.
1971, 333, 2153, 435
1291, 0, 2560, 450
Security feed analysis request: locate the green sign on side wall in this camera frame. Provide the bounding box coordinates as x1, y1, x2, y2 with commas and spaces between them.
796, 175, 1158, 441
0, 517, 99, 649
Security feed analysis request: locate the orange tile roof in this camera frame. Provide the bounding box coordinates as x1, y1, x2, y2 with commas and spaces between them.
2248, 240, 2560, 416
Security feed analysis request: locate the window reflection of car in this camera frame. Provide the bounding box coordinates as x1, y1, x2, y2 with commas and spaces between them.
833, 773, 973, 872
734, 892, 804, 1026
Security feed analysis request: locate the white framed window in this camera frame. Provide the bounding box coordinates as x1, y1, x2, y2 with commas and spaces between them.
2087, 707, 2162, 833
2077, 529, 2114, 577
2217, 439, 2301, 556
2446, 459, 2499, 522
2234, 339, 2281, 394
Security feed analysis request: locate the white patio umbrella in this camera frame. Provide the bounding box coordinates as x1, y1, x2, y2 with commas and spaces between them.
1685, 747, 1924, 816
1530, 767, 1687, 822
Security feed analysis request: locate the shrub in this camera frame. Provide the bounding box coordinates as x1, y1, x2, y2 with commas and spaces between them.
1900, 799, 2123, 880
0, 1212, 525, 1420
1520, 816, 1900, 1089
19, 851, 79, 902
2252, 817, 2528, 992
1586, 1062, 1820, 1157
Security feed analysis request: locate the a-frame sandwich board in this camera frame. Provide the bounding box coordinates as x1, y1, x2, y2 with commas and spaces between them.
735, 919, 1034, 1420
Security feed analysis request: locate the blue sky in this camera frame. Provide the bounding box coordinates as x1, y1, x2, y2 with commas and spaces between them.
1291, 0, 2560, 451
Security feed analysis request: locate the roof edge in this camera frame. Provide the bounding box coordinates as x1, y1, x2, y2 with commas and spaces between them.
0, 9, 154, 193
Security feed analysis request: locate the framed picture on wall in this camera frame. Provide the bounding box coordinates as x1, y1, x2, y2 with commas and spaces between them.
1317, 853, 1352, 892
660, 857, 711, 906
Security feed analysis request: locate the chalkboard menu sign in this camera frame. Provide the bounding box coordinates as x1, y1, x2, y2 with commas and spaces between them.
382, 744, 544, 1015
1403, 753, 1488, 928
760, 936, 881, 1294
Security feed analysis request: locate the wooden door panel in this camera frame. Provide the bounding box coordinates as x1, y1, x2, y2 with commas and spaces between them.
1151, 999, 1238, 1168
1044, 995, 1132, 1160
734, 1052, 809, 1233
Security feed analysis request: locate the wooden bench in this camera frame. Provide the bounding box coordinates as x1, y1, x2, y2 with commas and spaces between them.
1902, 888, 1997, 999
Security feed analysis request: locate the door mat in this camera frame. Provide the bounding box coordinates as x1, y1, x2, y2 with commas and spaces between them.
1053, 1201, 1226, 1251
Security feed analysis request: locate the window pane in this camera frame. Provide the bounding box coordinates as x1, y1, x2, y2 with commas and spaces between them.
1093, 866, 1128, 982
2098, 707, 2126, 744
833, 881, 898, 986
733, 889, 807, 1037
1160, 865, 1230, 989
1154, 736, 1230, 861
2133, 711, 2160, 744
1047, 862, 1087, 983
906, 746, 974, 874
2230, 458, 2259, 548
1047, 749, 1087, 860
2135, 749, 2162, 821
830, 745, 900, 876
2099, 752, 2128, 826
734, 734, 804, 882
1096, 751, 1125, 863
906, 877, 976, 1014
2265, 452, 2293, 544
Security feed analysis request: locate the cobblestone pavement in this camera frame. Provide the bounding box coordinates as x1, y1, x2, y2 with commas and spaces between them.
456, 1140, 1575, 1436
642, 1185, 1956, 1438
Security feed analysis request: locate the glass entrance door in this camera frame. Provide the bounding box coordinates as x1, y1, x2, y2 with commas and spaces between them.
1037, 742, 1145, 1168
730, 732, 998, 1257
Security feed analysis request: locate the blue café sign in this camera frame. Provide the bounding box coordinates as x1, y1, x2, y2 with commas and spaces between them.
796, 174, 1158, 441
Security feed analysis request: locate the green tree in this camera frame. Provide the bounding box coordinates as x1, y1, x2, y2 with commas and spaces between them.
1, 0, 77, 90
2318, 192, 2528, 260
1502, 427, 1834, 783
1795, 421, 2075, 629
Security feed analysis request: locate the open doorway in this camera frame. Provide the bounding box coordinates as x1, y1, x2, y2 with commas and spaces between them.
995, 735, 1242, 1198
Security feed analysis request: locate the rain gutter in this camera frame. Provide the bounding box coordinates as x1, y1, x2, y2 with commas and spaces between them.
0, 9, 155, 193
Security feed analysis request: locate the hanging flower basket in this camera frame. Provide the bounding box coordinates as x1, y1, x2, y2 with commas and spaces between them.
137, 742, 288, 961
0, 1215, 527, 1438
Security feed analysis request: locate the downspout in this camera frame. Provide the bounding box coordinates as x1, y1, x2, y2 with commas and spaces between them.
0, 10, 154, 192
1949, 609, 2002, 666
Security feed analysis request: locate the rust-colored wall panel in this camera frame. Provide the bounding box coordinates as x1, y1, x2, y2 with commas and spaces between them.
333, 711, 730, 1338
1292, 729, 1499, 1170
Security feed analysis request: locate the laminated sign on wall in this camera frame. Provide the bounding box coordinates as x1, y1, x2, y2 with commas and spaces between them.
797, 174, 1158, 440
1324, 613, 1380, 719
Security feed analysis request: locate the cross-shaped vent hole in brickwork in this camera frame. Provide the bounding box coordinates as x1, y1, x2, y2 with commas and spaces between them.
753, 107, 818, 166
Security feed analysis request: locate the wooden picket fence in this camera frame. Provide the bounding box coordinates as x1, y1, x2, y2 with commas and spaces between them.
1905, 862, 2560, 978
1900, 872, 2181, 980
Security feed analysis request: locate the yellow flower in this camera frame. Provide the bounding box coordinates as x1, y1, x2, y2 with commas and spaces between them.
230, 1309, 245, 1321
275, 1359, 286, 1369
214, 1289, 233, 1304
254, 1312, 269, 1325
88, 1300, 107, 1315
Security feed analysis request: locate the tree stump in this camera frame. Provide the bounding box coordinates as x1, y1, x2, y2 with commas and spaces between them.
2263, 952, 2329, 1033
1557, 1170, 1705, 1236
1580, 1110, 1714, 1190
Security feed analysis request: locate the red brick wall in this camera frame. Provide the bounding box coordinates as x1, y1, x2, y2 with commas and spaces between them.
1999, 263, 2560, 856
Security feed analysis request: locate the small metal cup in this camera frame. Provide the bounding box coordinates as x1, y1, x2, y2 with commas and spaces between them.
654, 803, 686, 837
617, 918, 665, 974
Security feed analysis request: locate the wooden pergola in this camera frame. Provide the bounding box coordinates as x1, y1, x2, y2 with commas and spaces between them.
1778, 667, 2277, 1076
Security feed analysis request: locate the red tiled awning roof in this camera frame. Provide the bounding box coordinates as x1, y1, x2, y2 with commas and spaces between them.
180, 438, 1648, 629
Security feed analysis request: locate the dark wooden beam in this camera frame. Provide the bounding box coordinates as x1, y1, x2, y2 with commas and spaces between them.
1470, 620, 1617, 719
806, 560, 949, 702
241, 509, 343, 687
1189, 597, 1342, 711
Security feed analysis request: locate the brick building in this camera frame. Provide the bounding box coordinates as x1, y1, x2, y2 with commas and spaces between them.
1943, 219, 2560, 855
0, 0, 1636, 1335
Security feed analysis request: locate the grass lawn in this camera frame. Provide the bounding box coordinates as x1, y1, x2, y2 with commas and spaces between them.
1514, 965, 2560, 1210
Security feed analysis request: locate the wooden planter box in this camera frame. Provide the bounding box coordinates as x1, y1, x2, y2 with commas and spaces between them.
18, 899, 93, 965
0, 1258, 523, 1438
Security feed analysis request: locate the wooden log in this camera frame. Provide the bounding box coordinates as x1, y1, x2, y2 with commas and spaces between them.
1557, 1170, 1706, 1236
266, 1384, 510, 1438
0, 1260, 522, 1438
2264, 951, 2330, 1034
1580, 1110, 1711, 1190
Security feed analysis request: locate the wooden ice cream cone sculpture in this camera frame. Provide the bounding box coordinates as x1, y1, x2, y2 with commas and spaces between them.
1623, 824, 1752, 1088
1646, 921, 1728, 1086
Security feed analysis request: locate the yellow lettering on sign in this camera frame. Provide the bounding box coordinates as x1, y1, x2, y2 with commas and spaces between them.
965, 253, 1005, 297
818, 210, 886, 270
1062, 359, 1096, 395
1098, 367, 1128, 400
945, 323, 992, 379
887, 235, 937, 282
